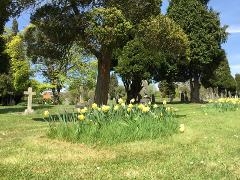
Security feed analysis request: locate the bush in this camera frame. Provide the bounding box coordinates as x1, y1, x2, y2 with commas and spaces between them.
44, 99, 179, 145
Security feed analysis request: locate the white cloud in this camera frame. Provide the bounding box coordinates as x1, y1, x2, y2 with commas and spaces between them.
226, 26, 240, 34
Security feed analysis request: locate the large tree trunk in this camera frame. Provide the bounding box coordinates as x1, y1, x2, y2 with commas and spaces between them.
94, 52, 111, 105
190, 75, 200, 103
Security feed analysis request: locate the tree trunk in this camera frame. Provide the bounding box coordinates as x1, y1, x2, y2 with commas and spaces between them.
126, 78, 142, 104
94, 52, 111, 105
190, 75, 200, 103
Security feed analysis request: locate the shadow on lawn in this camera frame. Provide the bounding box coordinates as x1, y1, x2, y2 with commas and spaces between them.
32, 112, 77, 123
0, 105, 54, 114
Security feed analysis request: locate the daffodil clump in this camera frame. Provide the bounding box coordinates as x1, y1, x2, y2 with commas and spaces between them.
46, 99, 179, 145
207, 98, 240, 112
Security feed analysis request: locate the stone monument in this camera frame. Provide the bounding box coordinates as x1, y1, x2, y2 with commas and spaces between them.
24, 87, 36, 114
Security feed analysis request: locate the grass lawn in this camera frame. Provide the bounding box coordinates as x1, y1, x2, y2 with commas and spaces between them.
0, 103, 240, 179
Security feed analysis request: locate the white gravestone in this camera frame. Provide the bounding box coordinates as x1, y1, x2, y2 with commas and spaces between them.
24, 87, 36, 114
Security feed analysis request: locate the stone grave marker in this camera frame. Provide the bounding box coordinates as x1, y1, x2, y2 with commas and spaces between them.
24, 87, 36, 114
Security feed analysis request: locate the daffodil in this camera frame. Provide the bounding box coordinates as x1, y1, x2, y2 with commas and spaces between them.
142, 106, 150, 113
121, 103, 125, 107
179, 124, 185, 133
163, 100, 167, 105
80, 107, 88, 114
130, 98, 135, 103
118, 98, 124, 104
78, 114, 85, 121
44, 110, 49, 117
128, 104, 133, 108
127, 108, 132, 112
138, 104, 144, 110
102, 105, 110, 112
153, 104, 158, 108
114, 105, 119, 111
92, 103, 98, 109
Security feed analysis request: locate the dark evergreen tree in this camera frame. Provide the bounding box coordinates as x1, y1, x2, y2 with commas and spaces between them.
167, 0, 227, 102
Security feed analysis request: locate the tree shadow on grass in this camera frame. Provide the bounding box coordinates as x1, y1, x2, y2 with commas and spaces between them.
175, 114, 187, 118
0, 105, 54, 114
32, 112, 78, 123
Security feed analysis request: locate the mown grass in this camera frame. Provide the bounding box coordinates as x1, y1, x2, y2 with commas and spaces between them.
0, 103, 240, 179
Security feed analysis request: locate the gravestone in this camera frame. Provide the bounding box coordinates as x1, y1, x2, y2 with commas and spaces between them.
140, 96, 151, 104
24, 87, 36, 114
180, 92, 185, 102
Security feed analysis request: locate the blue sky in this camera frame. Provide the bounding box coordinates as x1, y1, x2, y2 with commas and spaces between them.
6, 0, 240, 76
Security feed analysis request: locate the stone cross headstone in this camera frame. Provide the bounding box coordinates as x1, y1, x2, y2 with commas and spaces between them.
24, 87, 36, 114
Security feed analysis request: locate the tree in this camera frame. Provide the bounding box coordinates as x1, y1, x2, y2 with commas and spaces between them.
23, 2, 132, 105
235, 74, 240, 97
67, 59, 97, 103
109, 73, 119, 100
167, 0, 227, 102
116, 15, 189, 103
1, 20, 31, 104
0, 0, 11, 75
158, 80, 176, 99
202, 56, 236, 96
24, 23, 75, 104
12, 18, 18, 35
5, 34, 31, 93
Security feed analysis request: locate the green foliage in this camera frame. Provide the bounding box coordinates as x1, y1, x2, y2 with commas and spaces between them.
167, 0, 227, 102
85, 7, 132, 51
0, 1, 11, 75
235, 74, 240, 96
116, 14, 189, 101
0, 74, 13, 96
202, 57, 236, 93
5, 34, 30, 92
138, 15, 189, 57
106, 0, 162, 24
158, 81, 176, 98
67, 59, 97, 102
47, 102, 178, 145
109, 73, 119, 99
24, 24, 76, 103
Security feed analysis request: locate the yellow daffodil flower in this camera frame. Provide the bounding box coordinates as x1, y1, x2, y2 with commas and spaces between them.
78, 114, 85, 121
142, 106, 150, 113
92, 103, 98, 109
114, 105, 119, 111
128, 104, 133, 108
80, 107, 88, 114
163, 100, 167, 105
179, 124, 185, 133
44, 110, 49, 117
102, 105, 110, 112
118, 98, 124, 104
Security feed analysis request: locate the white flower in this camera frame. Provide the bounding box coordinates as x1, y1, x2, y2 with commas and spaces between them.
130, 98, 135, 103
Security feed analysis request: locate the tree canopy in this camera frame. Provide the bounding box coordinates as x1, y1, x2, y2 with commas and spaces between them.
167, 0, 227, 102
